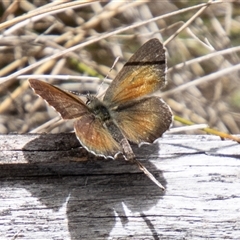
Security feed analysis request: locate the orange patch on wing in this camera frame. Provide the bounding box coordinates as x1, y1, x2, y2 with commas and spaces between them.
105, 65, 164, 105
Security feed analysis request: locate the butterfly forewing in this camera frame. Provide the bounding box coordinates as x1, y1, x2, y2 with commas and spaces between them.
104, 38, 166, 105
29, 79, 90, 119
112, 97, 172, 144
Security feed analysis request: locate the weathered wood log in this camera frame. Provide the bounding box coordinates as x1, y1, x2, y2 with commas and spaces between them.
0, 133, 240, 239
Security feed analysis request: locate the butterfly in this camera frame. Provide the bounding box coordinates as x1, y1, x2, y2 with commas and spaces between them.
29, 38, 172, 189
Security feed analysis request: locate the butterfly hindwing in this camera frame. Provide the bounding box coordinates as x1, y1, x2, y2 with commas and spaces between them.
74, 115, 122, 158
112, 97, 172, 144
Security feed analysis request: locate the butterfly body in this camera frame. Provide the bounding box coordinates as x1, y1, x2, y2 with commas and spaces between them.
87, 95, 111, 122
29, 38, 172, 160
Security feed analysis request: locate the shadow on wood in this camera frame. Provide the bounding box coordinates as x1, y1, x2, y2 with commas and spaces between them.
1, 133, 240, 239
0, 133, 166, 239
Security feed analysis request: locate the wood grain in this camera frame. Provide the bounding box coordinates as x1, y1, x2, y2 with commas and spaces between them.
0, 133, 240, 239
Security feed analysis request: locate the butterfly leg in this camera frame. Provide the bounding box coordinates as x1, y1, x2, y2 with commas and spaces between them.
121, 136, 165, 191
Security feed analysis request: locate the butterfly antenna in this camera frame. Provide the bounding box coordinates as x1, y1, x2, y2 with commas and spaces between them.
96, 56, 120, 97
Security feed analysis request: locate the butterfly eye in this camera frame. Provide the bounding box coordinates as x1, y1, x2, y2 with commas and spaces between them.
86, 93, 92, 105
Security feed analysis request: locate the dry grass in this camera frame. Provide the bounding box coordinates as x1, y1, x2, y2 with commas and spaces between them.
0, 0, 240, 136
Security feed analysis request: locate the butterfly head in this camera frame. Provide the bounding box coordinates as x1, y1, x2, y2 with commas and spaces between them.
86, 94, 111, 122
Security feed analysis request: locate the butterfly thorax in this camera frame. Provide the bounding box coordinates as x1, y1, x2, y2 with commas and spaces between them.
86, 95, 111, 122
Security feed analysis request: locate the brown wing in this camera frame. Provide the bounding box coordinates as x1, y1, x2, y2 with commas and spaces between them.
112, 97, 172, 144
74, 115, 122, 158
29, 79, 122, 157
29, 79, 89, 119
103, 38, 166, 105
